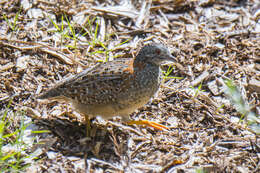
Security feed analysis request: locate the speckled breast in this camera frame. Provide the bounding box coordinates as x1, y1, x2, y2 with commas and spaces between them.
113, 64, 160, 116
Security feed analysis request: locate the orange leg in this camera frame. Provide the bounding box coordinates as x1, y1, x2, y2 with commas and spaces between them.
127, 120, 169, 130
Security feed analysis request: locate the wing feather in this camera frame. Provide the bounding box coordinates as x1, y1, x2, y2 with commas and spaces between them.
37, 59, 132, 101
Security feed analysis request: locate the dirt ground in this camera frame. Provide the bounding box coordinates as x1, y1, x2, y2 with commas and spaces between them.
0, 0, 260, 172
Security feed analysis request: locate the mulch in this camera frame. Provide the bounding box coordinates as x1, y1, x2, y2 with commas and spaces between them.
0, 0, 260, 172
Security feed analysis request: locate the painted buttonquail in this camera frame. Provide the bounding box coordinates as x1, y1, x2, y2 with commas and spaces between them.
37, 43, 175, 130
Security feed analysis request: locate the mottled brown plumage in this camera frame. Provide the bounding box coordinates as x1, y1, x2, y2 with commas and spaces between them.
37, 43, 175, 130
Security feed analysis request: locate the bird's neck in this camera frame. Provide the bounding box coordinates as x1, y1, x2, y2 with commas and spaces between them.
133, 56, 157, 71
132, 59, 160, 77
125, 57, 159, 76
132, 59, 160, 90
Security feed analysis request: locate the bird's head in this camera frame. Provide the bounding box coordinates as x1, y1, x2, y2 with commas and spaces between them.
135, 43, 175, 65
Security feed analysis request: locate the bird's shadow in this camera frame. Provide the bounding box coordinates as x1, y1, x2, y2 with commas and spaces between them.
33, 116, 129, 162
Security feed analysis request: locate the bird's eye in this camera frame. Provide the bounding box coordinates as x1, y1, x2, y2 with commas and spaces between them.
155, 49, 161, 55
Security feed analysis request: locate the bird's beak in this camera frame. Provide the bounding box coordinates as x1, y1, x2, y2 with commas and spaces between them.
164, 53, 176, 63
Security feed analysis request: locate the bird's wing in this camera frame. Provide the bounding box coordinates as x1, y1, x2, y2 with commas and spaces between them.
37, 59, 134, 101
65, 59, 131, 86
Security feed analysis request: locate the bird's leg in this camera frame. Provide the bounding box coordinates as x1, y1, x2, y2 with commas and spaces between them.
85, 114, 91, 137
127, 120, 169, 130
122, 116, 169, 130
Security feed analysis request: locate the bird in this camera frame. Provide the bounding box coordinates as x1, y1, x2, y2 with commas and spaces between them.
37, 43, 175, 132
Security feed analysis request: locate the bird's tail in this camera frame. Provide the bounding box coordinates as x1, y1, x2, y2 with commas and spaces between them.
36, 87, 62, 100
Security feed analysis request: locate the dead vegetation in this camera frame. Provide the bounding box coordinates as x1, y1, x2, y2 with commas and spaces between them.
0, 0, 260, 172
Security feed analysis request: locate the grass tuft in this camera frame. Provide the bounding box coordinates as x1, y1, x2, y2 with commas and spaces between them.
3, 8, 21, 32
0, 101, 47, 172
49, 15, 130, 61
224, 79, 260, 134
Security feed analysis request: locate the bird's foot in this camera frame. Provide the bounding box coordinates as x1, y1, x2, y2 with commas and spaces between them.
127, 120, 169, 130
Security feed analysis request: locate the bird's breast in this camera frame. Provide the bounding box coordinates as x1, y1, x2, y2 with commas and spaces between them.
113, 65, 160, 114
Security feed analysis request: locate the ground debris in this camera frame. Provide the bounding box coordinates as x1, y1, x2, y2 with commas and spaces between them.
0, 0, 260, 172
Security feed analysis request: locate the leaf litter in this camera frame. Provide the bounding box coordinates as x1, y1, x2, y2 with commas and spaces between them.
0, 0, 260, 172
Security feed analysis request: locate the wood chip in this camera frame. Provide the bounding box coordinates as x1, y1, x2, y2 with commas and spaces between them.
0, 62, 14, 72
208, 80, 220, 96
248, 78, 260, 93
191, 71, 210, 87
